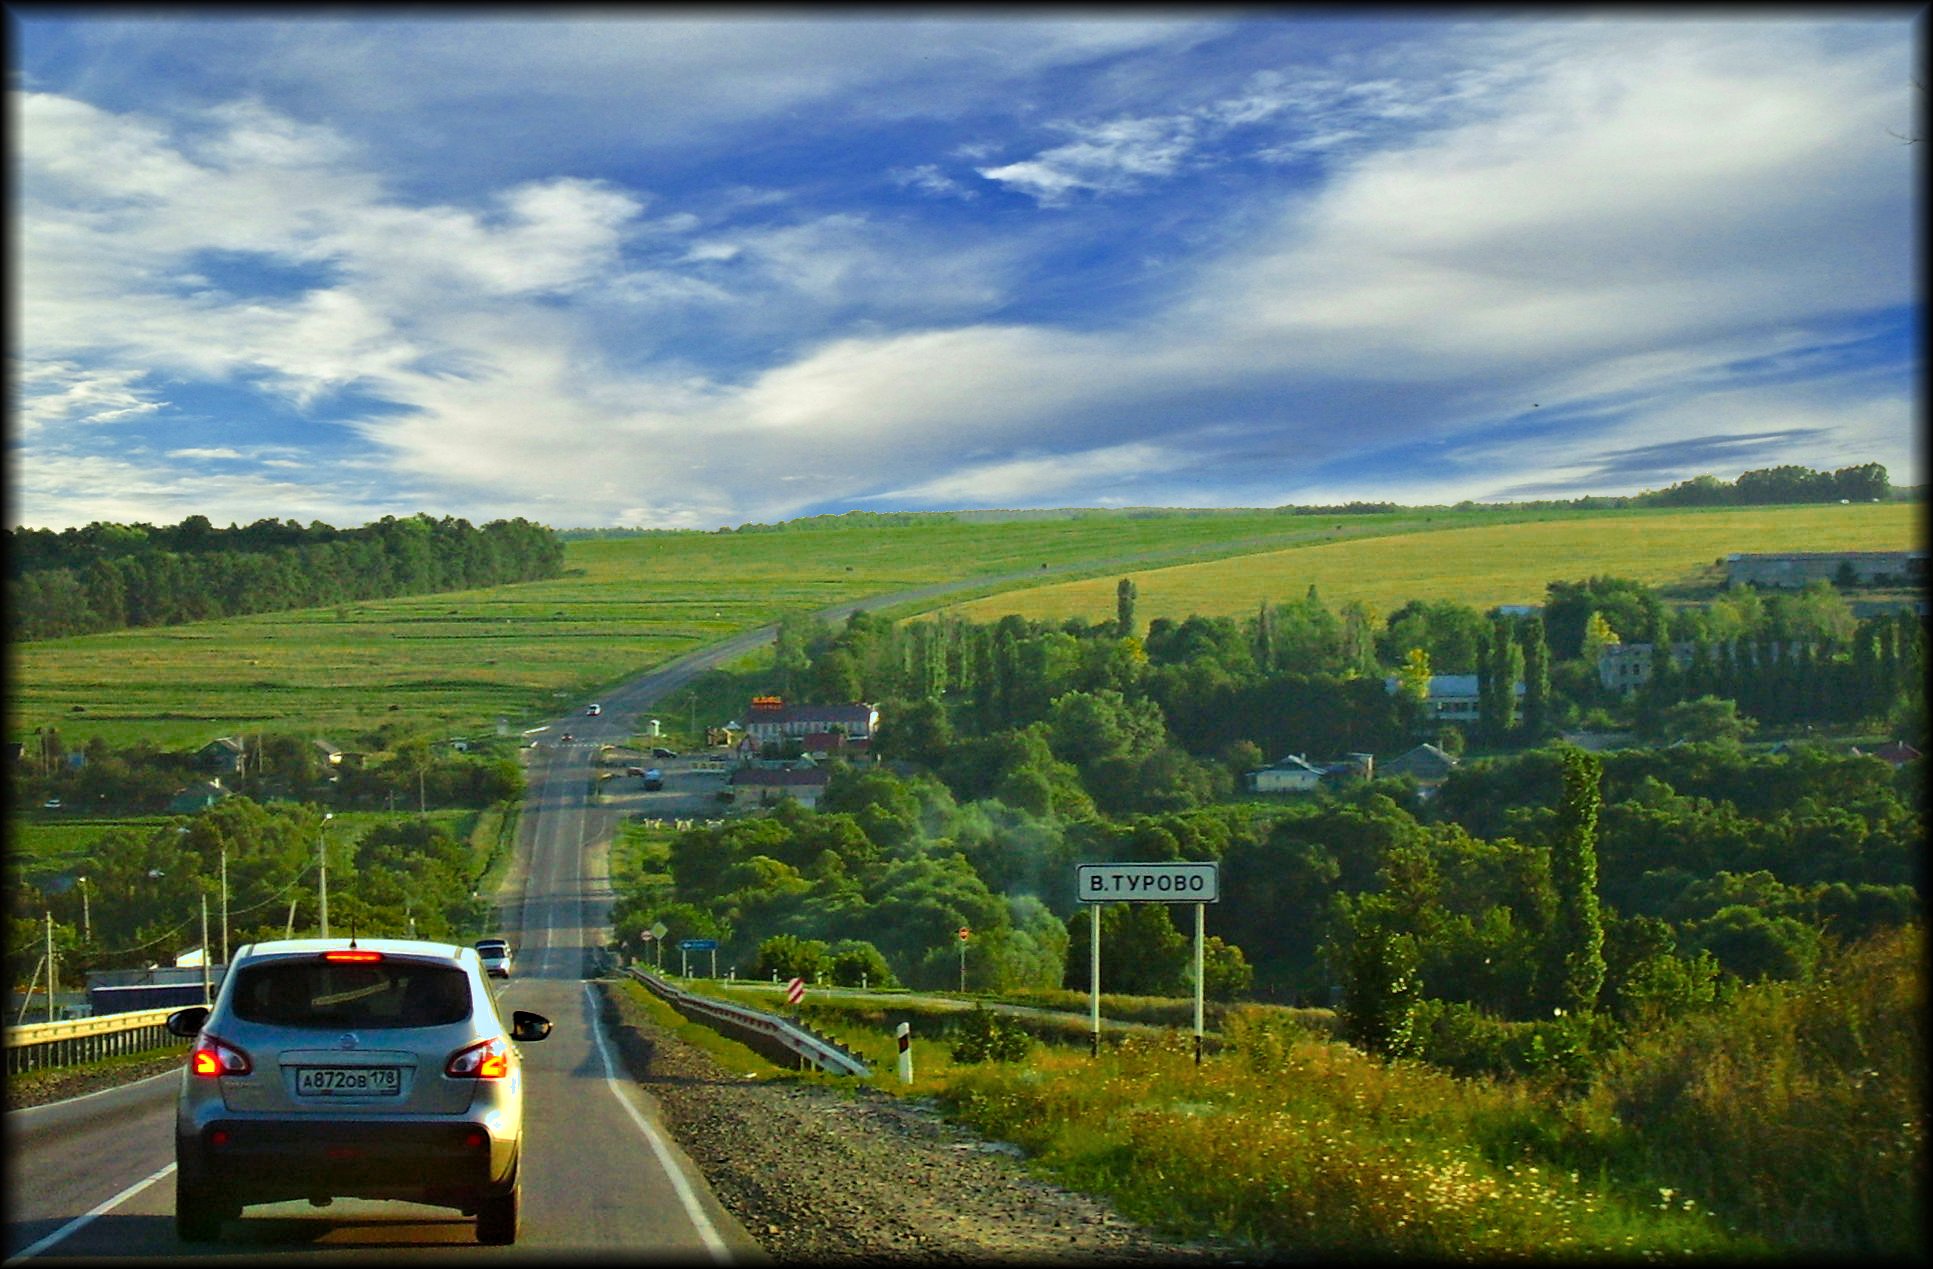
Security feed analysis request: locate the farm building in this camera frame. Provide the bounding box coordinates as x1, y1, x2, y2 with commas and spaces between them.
728, 765, 830, 809
1724, 550, 1924, 589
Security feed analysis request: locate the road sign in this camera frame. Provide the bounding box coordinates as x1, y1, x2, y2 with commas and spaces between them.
957, 926, 971, 941
1076, 861, 1219, 903
650, 922, 668, 940
785, 976, 806, 1006
640, 931, 656, 942
679, 938, 718, 951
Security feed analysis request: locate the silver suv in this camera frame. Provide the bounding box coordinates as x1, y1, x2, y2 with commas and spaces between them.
166, 937, 551, 1245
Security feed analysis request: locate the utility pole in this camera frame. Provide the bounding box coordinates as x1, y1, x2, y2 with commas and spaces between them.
45, 910, 56, 1023
318, 813, 332, 938
79, 877, 89, 942
220, 845, 229, 968
200, 893, 212, 1005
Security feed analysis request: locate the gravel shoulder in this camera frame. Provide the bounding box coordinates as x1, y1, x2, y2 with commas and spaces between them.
595, 982, 1250, 1264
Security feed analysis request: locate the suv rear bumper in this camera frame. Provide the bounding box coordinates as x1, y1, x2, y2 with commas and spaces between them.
179, 1118, 517, 1208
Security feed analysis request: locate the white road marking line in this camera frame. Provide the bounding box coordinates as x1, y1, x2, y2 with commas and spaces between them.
582, 984, 731, 1262
4, 1161, 175, 1263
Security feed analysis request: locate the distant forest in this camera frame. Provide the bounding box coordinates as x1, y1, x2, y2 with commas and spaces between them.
558, 462, 1902, 538
7, 514, 565, 642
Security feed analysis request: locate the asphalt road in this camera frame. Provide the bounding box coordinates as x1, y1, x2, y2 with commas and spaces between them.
3, 676, 769, 1262
1, 575, 1070, 1263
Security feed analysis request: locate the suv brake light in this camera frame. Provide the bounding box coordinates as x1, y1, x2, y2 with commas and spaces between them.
446, 1036, 509, 1079
191, 1034, 252, 1078
323, 950, 383, 963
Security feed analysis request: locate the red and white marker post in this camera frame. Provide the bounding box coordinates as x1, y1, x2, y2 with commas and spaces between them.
895, 1021, 912, 1084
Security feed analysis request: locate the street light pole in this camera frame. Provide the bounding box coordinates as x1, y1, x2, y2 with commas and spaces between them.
219, 845, 228, 967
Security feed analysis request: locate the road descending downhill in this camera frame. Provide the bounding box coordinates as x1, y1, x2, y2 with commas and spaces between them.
3, 589, 1237, 1263
2, 687, 764, 1261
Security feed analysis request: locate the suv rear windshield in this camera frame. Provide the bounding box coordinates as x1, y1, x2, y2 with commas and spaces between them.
474, 941, 506, 954
231, 960, 472, 1029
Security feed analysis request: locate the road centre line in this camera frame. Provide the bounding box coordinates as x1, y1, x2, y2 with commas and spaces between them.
582, 984, 731, 1262
3, 1162, 175, 1264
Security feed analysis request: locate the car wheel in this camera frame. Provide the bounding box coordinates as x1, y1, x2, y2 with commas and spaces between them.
175, 1172, 233, 1243
475, 1168, 520, 1245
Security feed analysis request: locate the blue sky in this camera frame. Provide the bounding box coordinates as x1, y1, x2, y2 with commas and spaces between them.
9, 11, 1922, 531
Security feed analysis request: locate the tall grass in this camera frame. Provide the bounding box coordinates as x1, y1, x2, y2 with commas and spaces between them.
935, 1024, 1740, 1258
781, 926, 1921, 1257
1578, 924, 1924, 1254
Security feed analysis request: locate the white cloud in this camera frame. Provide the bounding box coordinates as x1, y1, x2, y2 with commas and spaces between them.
865, 442, 1176, 506
11, 361, 166, 432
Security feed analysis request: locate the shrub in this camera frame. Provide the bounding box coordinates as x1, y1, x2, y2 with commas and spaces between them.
949, 1004, 1032, 1063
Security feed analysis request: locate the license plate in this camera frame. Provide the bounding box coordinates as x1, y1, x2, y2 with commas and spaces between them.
296, 1067, 402, 1096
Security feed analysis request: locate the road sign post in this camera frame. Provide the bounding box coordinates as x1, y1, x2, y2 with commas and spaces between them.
957, 926, 970, 993
1076, 862, 1220, 1065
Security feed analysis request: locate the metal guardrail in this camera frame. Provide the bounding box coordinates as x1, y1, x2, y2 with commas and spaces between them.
5, 1007, 190, 1077
624, 968, 872, 1077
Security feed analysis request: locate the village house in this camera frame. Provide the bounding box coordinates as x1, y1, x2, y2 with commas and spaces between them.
1247, 753, 1326, 793
741, 697, 878, 747
169, 779, 231, 814
1246, 751, 1373, 794
1851, 740, 1922, 769
1382, 674, 1524, 723
195, 736, 246, 775
1380, 743, 1459, 786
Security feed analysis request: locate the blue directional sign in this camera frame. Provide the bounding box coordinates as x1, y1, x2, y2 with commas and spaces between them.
679, 938, 719, 951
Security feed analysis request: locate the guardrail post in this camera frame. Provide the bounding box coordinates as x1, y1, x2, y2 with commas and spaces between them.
896, 1022, 912, 1084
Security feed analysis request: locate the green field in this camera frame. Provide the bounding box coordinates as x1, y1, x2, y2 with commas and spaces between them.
9, 502, 1919, 752
943, 503, 1921, 626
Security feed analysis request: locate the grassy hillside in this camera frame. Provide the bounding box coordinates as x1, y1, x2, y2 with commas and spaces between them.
9, 502, 1917, 751
941, 503, 1921, 626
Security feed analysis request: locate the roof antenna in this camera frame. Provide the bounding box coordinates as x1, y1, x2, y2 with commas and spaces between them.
348, 920, 358, 950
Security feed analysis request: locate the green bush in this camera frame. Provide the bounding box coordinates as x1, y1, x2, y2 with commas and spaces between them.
949, 1004, 1032, 1063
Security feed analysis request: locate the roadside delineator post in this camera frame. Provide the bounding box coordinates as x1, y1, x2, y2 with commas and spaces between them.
896, 1022, 912, 1084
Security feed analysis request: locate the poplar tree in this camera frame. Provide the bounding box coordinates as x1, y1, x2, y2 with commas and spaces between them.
1518, 615, 1551, 739
1542, 745, 1605, 1016
1116, 578, 1138, 638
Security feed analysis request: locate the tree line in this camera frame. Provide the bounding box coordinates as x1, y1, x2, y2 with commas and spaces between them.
15, 728, 525, 818
7, 513, 565, 641
10, 798, 495, 997
1641, 462, 1892, 507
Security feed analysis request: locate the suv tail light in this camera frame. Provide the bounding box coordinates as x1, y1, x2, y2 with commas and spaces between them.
446, 1036, 509, 1079
323, 950, 383, 963
191, 1034, 252, 1078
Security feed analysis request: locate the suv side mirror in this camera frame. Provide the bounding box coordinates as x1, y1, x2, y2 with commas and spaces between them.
166, 1005, 210, 1038
510, 1010, 552, 1042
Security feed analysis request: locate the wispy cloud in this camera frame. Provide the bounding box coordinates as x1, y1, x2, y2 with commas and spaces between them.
9, 15, 1918, 530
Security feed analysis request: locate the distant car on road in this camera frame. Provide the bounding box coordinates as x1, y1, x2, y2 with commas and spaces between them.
651, 747, 677, 759
42, 797, 60, 809
167, 937, 551, 1245
474, 939, 512, 978
585, 704, 601, 716
642, 768, 664, 791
